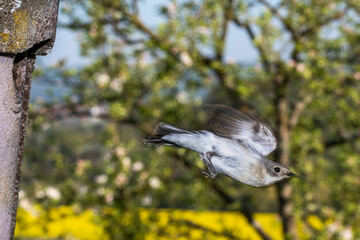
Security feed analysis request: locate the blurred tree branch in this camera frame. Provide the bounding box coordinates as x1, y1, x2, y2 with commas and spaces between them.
289, 95, 313, 130
299, 6, 349, 37
257, 0, 299, 41
232, 17, 271, 73
325, 131, 360, 149
215, 0, 233, 61
169, 219, 239, 240
117, 4, 245, 107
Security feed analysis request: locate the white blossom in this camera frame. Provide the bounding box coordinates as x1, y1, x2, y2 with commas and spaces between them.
176, 91, 189, 104
96, 73, 110, 87
354, 72, 360, 80
110, 78, 123, 92
41, 122, 50, 131
328, 2, 336, 10
76, 159, 88, 176
132, 161, 144, 172
19, 199, 39, 216
115, 173, 128, 187
115, 147, 126, 157
95, 174, 108, 184
78, 186, 88, 196
35, 189, 46, 199
167, 3, 176, 17
105, 193, 114, 204
287, 59, 296, 68
90, 106, 101, 117
148, 177, 161, 189
19, 198, 32, 211
327, 221, 340, 234
122, 157, 131, 170
45, 187, 61, 200
19, 190, 26, 200
139, 52, 150, 67
340, 227, 353, 240
97, 187, 105, 196
141, 195, 152, 206
296, 63, 306, 73
180, 52, 193, 66
198, 26, 210, 35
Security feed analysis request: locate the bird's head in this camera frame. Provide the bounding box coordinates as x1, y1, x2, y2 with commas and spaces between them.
262, 157, 298, 186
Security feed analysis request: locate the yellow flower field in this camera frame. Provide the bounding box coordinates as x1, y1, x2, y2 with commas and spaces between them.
15, 205, 325, 240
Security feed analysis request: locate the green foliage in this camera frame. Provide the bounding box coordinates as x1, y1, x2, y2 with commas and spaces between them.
24, 0, 360, 239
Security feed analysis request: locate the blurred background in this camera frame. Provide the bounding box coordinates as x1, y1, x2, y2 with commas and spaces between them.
15, 0, 360, 239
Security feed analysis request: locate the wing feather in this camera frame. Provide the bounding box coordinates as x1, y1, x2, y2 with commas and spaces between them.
208, 105, 277, 156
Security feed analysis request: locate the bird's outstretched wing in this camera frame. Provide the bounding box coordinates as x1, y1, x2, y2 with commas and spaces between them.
208, 105, 277, 157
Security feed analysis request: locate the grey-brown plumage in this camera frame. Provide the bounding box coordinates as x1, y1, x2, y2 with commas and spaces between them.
208, 105, 277, 157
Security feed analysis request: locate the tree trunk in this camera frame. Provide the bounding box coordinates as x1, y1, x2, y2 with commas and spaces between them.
0, 1, 60, 238
274, 78, 297, 239
0, 56, 22, 239
0, 55, 35, 239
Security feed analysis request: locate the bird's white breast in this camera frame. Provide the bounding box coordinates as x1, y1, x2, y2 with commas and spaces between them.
202, 133, 264, 186
163, 131, 265, 186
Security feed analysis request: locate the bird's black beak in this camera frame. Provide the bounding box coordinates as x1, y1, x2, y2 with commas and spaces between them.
286, 172, 299, 178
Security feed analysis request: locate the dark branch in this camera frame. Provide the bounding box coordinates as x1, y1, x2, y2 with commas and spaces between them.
257, 0, 301, 61
215, 0, 234, 61
325, 131, 360, 148
232, 17, 271, 73
119, 7, 215, 67
120, 10, 180, 61
116, 5, 244, 107
257, 0, 299, 41
169, 219, 239, 240
300, 7, 349, 37
29, 103, 138, 126
103, 18, 145, 44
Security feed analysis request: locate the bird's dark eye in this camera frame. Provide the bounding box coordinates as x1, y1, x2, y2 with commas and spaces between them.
274, 167, 281, 173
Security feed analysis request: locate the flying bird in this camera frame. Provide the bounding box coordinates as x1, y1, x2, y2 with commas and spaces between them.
144, 105, 297, 187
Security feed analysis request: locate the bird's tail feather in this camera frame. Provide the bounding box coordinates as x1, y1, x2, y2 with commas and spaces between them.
143, 122, 191, 147
153, 122, 191, 135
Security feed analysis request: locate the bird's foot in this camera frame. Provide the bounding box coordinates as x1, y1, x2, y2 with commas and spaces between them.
201, 170, 217, 179
199, 152, 218, 179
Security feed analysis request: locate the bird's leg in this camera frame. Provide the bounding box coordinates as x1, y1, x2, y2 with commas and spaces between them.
200, 152, 218, 179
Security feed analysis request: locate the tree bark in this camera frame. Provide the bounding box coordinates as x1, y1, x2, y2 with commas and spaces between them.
0, 54, 35, 239
273, 76, 297, 239
0, 1, 60, 239
0, 56, 21, 239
